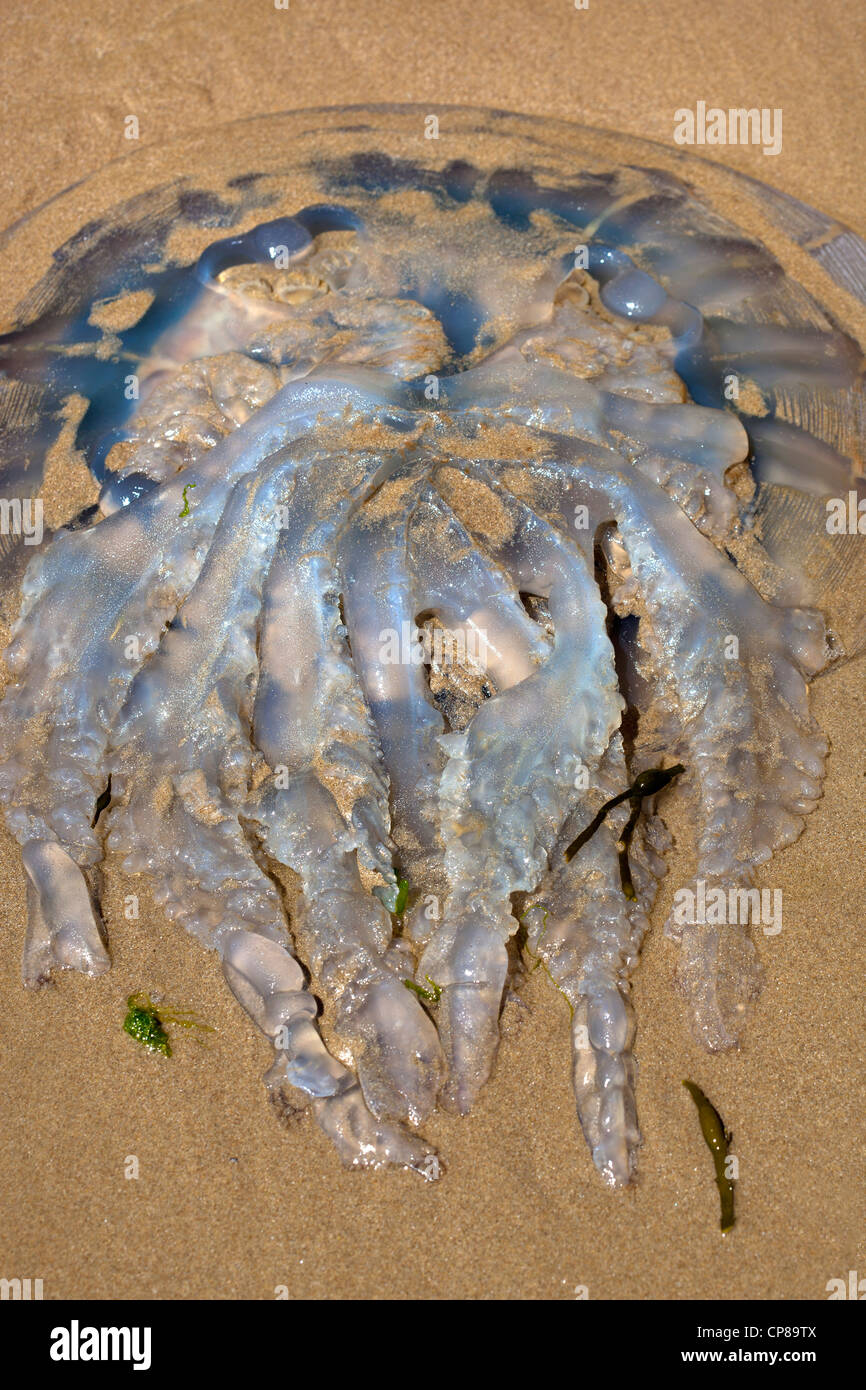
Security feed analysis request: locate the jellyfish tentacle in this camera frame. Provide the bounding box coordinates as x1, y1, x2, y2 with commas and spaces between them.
554, 456, 829, 1049
220, 924, 437, 1176
419, 463, 623, 1112
20, 839, 110, 985
253, 775, 443, 1126
221, 927, 348, 1111
312, 1080, 439, 1176
249, 451, 444, 1125
338, 472, 448, 922
523, 736, 667, 1187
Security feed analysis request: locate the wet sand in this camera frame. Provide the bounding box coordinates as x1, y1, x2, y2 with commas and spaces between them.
0, 0, 863, 1300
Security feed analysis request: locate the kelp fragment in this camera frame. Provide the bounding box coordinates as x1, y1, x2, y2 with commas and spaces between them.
564, 763, 685, 898
683, 1078, 736, 1234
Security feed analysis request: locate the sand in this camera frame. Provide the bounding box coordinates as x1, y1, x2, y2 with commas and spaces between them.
0, 0, 863, 1301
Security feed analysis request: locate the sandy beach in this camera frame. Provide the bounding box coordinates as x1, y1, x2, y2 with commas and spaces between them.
0, 0, 863, 1301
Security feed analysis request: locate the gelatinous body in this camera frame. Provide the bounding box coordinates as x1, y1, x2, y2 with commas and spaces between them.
0, 108, 862, 1185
